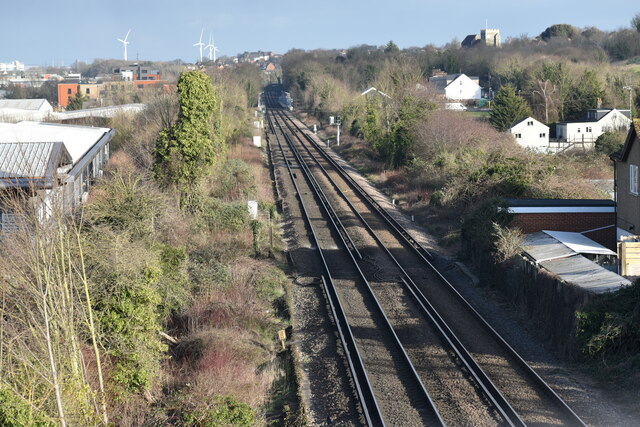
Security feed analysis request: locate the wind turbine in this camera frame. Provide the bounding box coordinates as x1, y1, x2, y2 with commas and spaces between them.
117, 29, 131, 61
194, 29, 205, 63
206, 33, 219, 63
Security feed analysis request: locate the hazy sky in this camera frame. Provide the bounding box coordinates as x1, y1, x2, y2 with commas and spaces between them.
2, 0, 637, 65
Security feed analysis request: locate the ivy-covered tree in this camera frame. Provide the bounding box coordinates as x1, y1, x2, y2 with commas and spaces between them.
490, 85, 532, 132
153, 70, 220, 209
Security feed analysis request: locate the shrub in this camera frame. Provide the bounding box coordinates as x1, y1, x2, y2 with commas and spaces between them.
185, 396, 256, 427
202, 199, 249, 232
0, 387, 55, 427
595, 130, 627, 156
576, 280, 640, 359
211, 159, 257, 201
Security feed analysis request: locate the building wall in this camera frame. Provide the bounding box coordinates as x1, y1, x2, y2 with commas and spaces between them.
444, 75, 481, 100
616, 134, 640, 234
57, 83, 78, 107
79, 84, 100, 101
511, 118, 549, 151
511, 212, 616, 250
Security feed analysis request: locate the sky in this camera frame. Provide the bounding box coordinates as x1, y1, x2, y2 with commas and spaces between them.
1, 0, 637, 66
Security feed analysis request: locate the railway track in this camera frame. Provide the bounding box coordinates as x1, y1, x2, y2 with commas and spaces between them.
265, 89, 587, 426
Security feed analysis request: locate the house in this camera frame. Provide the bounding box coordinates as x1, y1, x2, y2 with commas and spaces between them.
361, 87, 391, 99
0, 99, 53, 122
611, 119, 640, 237
0, 121, 114, 231
555, 108, 631, 145
429, 73, 481, 100
509, 116, 549, 152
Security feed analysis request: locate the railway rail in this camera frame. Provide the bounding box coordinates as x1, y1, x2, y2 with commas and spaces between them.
264, 88, 587, 427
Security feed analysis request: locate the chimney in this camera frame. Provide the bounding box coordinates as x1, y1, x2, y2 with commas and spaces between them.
597, 97, 602, 108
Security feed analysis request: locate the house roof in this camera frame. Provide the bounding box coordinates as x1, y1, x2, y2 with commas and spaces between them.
0, 121, 111, 164
506, 198, 615, 208
0, 99, 50, 111
360, 87, 391, 98
557, 108, 632, 125
0, 141, 70, 188
611, 118, 639, 162
510, 116, 549, 129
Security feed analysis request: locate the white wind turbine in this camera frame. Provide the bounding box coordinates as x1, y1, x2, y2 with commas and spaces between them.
194, 29, 205, 63
117, 29, 131, 61
206, 33, 219, 63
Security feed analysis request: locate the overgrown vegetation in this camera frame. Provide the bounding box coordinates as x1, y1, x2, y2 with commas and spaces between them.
0, 67, 299, 426
576, 281, 640, 384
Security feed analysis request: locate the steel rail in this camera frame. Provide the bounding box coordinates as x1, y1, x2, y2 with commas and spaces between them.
275, 103, 588, 427
269, 108, 445, 426
275, 108, 524, 426
266, 112, 384, 426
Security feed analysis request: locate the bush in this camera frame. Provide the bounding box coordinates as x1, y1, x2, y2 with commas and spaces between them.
576, 280, 640, 359
185, 395, 256, 427
202, 199, 249, 232
0, 387, 54, 427
211, 159, 257, 201
595, 130, 627, 156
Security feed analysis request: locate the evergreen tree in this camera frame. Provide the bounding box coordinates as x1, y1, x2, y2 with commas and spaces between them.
490, 85, 531, 132
566, 69, 606, 120
153, 70, 220, 209
66, 90, 87, 111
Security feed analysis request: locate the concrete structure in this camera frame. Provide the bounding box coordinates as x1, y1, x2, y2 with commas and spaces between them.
429, 73, 481, 101
0, 61, 25, 74
506, 198, 616, 251
510, 116, 550, 152
0, 99, 53, 122
0, 121, 113, 231
556, 108, 632, 145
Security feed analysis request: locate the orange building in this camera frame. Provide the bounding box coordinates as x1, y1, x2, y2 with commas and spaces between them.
58, 83, 79, 107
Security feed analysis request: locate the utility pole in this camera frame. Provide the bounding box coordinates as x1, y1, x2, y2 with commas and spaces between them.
623, 86, 633, 119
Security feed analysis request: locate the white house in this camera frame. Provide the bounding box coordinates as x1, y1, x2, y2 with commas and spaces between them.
0, 121, 114, 230
0, 99, 53, 123
556, 109, 632, 144
509, 116, 550, 152
429, 73, 482, 101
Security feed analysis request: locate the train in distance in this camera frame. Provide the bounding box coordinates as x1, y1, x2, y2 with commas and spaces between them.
279, 91, 293, 111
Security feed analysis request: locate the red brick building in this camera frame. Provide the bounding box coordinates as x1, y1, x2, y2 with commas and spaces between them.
506, 198, 616, 250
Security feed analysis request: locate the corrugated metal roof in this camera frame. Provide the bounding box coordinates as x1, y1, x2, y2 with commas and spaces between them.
0, 142, 55, 179
523, 232, 576, 262
0, 99, 49, 111
542, 230, 616, 256
0, 121, 109, 163
0, 141, 68, 188
522, 232, 630, 293
539, 256, 630, 294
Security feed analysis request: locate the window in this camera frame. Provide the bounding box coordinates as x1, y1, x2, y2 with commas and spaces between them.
85, 88, 90, 94
539, 133, 546, 138
631, 164, 638, 195
1, 209, 17, 232
460, 80, 463, 85
577, 128, 581, 133
527, 121, 533, 126
515, 133, 522, 138
586, 127, 592, 132
67, 88, 72, 94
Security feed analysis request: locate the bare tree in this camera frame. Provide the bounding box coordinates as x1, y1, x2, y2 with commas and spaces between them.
532, 79, 557, 123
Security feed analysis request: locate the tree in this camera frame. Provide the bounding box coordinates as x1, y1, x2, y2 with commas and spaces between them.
153, 70, 220, 209
632, 12, 640, 32
539, 24, 577, 41
490, 85, 532, 132
66, 90, 87, 110
566, 69, 606, 120
384, 40, 400, 54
